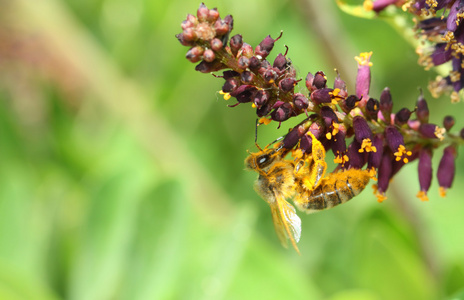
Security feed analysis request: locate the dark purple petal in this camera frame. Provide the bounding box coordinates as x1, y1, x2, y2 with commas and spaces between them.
437, 146, 457, 196
353, 116, 373, 143
418, 148, 433, 197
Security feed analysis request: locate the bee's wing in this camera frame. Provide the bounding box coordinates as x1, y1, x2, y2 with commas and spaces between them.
270, 196, 301, 254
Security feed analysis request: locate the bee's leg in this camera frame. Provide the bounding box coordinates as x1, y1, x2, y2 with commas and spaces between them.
303, 132, 327, 191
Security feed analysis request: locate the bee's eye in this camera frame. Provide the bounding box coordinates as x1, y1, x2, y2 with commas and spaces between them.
257, 154, 272, 168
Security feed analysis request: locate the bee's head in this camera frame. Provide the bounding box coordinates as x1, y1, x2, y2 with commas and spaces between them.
245, 143, 283, 171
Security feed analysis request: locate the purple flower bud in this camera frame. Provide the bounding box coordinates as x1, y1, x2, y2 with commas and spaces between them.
197, 3, 209, 22
230, 85, 257, 103
305, 72, 315, 92
430, 43, 453, 66
271, 102, 293, 122
313, 71, 327, 89
340, 95, 359, 113
176, 32, 193, 46
443, 115, 455, 131
195, 60, 225, 73
248, 56, 261, 70
299, 134, 312, 153
416, 93, 429, 124
222, 78, 239, 93
181, 14, 197, 30
182, 28, 197, 42
257, 102, 272, 117
214, 19, 230, 36
437, 146, 457, 197
230, 34, 243, 56
237, 56, 249, 69
310, 88, 333, 104
222, 70, 240, 79
417, 148, 433, 201
255, 32, 282, 59
368, 134, 384, 169
293, 93, 309, 110
385, 126, 404, 154
223, 14, 234, 30
353, 116, 373, 143
377, 151, 393, 194
366, 98, 380, 120
334, 71, 347, 92
273, 53, 287, 70
203, 49, 215, 62
419, 123, 440, 139
320, 106, 337, 127
206, 8, 219, 23
447, 0, 462, 31
331, 131, 347, 162
279, 78, 298, 93
240, 43, 254, 58
379, 87, 393, 122
253, 90, 269, 108
346, 139, 367, 169
240, 71, 254, 84
395, 108, 413, 126
355, 52, 372, 104
186, 46, 204, 63
211, 38, 223, 51
283, 121, 310, 149
264, 69, 277, 83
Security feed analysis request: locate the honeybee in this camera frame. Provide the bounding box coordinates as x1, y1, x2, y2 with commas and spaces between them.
245, 132, 371, 253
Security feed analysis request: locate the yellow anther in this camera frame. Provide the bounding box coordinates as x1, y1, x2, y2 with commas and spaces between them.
394, 144, 411, 163
358, 138, 377, 153
434, 126, 446, 141
416, 190, 429, 202
372, 184, 387, 203
258, 117, 272, 125
363, 0, 373, 11
439, 186, 447, 198
333, 154, 349, 165
355, 52, 373, 67
219, 90, 231, 100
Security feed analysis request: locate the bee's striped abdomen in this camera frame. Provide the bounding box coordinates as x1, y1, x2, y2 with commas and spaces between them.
296, 169, 371, 212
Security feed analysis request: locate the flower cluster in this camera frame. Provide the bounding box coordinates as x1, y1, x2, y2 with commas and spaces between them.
364, 0, 464, 102
177, 3, 462, 202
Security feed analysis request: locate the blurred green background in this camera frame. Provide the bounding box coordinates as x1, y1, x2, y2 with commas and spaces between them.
1, 0, 463, 299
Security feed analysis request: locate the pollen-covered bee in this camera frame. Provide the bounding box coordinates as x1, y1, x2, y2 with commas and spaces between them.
245, 132, 371, 253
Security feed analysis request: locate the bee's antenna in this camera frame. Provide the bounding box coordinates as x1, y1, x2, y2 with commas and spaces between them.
255, 119, 263, 151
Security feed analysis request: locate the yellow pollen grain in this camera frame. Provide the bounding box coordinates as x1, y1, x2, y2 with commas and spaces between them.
251, 103, 256, 108
326, 132, 332, 140
219, 90, 231, 100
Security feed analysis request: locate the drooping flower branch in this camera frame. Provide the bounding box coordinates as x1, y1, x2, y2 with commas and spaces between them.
176, 3, 463, 202
361, 0, 464, 102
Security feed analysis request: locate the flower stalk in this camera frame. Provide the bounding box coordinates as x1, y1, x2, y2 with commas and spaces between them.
177, 3, 462, 202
